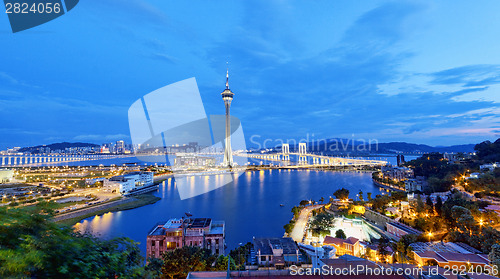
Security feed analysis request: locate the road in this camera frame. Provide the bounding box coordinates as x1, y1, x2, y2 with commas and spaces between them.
290, 205, 323, 242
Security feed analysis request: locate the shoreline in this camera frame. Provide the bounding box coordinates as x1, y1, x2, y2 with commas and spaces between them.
53, 194, 161, 226
372, 179, 404, 192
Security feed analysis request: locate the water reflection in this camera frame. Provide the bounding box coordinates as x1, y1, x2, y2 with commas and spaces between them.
75, 169, 385, 255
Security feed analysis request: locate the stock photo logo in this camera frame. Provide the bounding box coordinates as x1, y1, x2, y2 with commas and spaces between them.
128, 78, 248, 200
4, 0, 79, 33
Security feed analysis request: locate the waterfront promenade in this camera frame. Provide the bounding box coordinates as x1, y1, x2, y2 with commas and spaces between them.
290, 204, 323, 242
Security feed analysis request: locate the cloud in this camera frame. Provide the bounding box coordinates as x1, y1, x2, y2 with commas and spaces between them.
0, 72, 19, 84
150, 53, 177, 64
89, 0, 168, 26
203, 1, 432, 140
378, 65, 500, 103
431, 65, 500, 87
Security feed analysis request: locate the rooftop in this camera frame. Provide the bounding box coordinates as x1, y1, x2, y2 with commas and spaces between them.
148, 217, 224, 236
414, 251, 490, 265
323, 236, 360, 246
207, 221, 225, 235
253, 237, 298, 256
410, 241, 477, 254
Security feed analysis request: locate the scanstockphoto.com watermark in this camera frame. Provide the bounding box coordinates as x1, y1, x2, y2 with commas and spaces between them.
290, 265, 426, 277
249, 134, 380, 153
290, 265, 499, 277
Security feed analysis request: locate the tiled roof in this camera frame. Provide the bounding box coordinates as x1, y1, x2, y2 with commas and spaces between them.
438, 252, 490, 265
345, 237, 360, 245
414, 251, 490, 265
414, 251, 447, 263
323, 236, 346, 246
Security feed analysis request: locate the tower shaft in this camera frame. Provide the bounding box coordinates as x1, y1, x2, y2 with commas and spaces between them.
221, 67, 234, 168
223, 100, 233, 167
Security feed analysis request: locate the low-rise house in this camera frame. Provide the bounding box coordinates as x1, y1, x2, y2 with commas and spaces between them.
413, 251, 490, 268
0, 168, 14, 183
410, 242, 489, 268
480, 163, 499, 171
253, 237, 301, 268
465, 172, 481, 180
323, 236, 361, 256
146, 217, 225, 259
359, 241, 394, 263
405, 176, 428, 192
298, 243, 336, 268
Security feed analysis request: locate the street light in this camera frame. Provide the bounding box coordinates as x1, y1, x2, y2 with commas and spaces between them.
427, 232, 433, 242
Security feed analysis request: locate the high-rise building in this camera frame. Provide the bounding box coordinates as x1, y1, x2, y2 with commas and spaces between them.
397, 154, 405, 166
116, 140, 125, 154
221, 68, 234, 167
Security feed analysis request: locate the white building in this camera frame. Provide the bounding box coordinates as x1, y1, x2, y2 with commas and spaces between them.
480, 163, 499, 171
465, 173, 481, 180
298, 243, 336, 268
104, 171, 153, 194
0, 168, 14, 183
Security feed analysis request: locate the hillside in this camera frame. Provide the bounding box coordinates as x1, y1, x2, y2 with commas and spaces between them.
18, 142, 100, 153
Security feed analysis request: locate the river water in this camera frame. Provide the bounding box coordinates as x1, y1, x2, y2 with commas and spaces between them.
74, 168, 394, 255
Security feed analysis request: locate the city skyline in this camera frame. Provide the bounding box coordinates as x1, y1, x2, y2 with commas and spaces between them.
0, 1, 499, 150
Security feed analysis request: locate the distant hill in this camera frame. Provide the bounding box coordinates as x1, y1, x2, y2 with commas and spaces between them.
371, 142, 476, 154
273, 139, 476, 155
19, 142, 100, 153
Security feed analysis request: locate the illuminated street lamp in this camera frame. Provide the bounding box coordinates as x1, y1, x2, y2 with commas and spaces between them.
427, 232, 433, 242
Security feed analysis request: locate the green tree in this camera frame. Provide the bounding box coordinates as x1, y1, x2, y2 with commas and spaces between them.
0, 203, 148, 278
475, 138, 500, 163
416, 195, 425, 214
291, 206, 301, 219
214, 255, 236, 271
335, 229, 346, 239
367, 192, 372, 201
284, 221, 295, 234
299, 200, 310, 206
377, 241, 389, 263
229, 242, 251, 270
435, 196, 443, 216
358, 190, 364, 201
425, 196, 434, 214
333, 188, 350, 200
310, 213, 334, 233
489, 244, 500, 272
161, 246, 218, 278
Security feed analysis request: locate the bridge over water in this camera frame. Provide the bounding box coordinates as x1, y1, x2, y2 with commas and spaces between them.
239, 143, 387, 167
0, 154, 118, 166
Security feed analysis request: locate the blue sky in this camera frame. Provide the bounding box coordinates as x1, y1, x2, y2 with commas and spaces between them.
0, 0, 499, 149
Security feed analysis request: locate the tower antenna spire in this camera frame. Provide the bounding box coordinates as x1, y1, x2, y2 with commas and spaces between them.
226, 62, 229, 89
